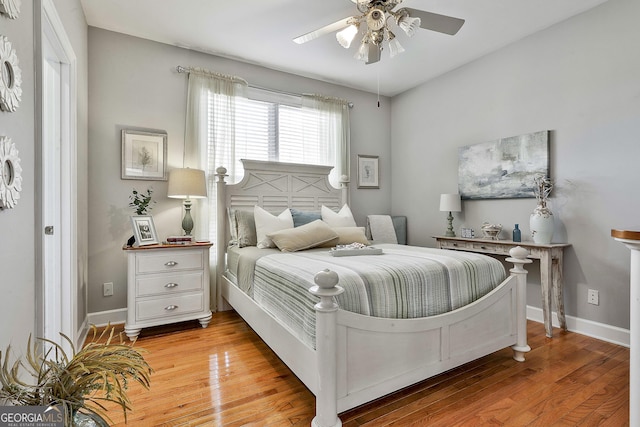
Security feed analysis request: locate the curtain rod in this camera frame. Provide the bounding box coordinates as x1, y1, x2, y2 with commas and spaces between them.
176, 65, 353, 108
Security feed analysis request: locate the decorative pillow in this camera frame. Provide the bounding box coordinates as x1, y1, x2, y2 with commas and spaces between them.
332, 226, 370, 245
254, 206, 294, 249
321, 204, 357, 227
227, 208, 238, 245
235, 209, 257, 247
268, 220, 339, 252
290, 208, 322, 227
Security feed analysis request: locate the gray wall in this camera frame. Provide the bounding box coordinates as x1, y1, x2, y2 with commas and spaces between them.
0, 0, 88, 348
391, 0, 639, 330
87, 28, 391, 314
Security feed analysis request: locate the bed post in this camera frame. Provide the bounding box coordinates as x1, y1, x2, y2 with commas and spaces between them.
215, 166, 229, 309
506, 246, 532, 362
339, 174, 349, 206
310, 269, 344, 427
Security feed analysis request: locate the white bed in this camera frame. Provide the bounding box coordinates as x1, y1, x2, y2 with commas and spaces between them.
215, 160, 531, 427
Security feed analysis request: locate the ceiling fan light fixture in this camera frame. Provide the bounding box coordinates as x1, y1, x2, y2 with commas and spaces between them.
354, 39, 370, 62
336, 24, 359, 49
387, 32, 405, 58
398, 14, 421, 37
366, 8, 386, 31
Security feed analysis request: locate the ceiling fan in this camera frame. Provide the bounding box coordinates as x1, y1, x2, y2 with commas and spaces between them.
293, 0, 465, 64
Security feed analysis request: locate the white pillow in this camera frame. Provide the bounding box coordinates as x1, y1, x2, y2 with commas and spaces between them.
321, 204, 357, 227
254, 206, 294, 248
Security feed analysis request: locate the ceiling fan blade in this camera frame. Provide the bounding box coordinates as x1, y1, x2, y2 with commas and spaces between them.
404, 8, 465, 35
293, 17, 354, 44
366, 44, 381, 65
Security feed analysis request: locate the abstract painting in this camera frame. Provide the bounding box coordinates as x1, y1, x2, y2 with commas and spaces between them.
458, 130, 549, 199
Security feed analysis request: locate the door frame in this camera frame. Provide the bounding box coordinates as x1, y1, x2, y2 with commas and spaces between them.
34, 0, 80, 350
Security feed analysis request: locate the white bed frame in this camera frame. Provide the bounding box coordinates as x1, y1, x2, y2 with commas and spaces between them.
215, 160, 531, 427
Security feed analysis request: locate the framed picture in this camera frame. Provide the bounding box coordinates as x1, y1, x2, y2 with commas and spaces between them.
121, 130, 168, 181
458, 130, 549, 199
357, 155, 379, 189
130, 215, 159, 246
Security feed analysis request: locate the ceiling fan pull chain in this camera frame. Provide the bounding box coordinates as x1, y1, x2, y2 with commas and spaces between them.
377, 68, 380, 108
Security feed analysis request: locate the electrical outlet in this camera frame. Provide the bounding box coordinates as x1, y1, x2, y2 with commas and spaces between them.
103, 282, 114, 297
587, 289, 599, 305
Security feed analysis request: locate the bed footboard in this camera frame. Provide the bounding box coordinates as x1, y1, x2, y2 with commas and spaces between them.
310, 246, 531, 427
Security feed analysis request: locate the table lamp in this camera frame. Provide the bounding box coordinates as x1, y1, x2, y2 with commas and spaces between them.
167, 168, 207, 235
440, 193, 461, 237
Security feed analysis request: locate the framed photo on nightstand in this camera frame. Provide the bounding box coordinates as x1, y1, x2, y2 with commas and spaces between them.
460, 227, 475, 238
130, 215, 159, 246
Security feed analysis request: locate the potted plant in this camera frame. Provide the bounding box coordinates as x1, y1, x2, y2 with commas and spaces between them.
129, 188, 155, 216
0, 326, 152, 426
530, 174, 554, 244
127, 188, 156, 246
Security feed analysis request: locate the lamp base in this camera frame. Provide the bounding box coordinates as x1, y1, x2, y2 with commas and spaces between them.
181, 199, 194, 236
444, 211, 456, 237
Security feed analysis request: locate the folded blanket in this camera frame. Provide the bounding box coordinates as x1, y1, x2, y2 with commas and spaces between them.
367, 215, 398, 244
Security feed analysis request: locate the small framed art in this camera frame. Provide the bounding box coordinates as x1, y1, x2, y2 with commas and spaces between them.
357, 155, 379, 189
121, 130, 168, 180
130, 215, 159, 246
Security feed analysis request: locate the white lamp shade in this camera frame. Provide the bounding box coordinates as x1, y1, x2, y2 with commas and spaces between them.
440, 193, 461, 212
167, 168, 207, 199
336, 24, 358, 49
398, 15, 421, 37
388, 36, 405, 58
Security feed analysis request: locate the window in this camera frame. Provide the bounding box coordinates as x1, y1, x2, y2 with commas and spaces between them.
207, 88, 342, 186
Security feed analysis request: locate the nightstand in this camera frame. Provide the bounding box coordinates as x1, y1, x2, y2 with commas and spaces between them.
122, 242, 213, 340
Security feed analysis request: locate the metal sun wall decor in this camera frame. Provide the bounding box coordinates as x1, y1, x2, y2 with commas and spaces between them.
0, 35, 22, 112
0, 0, 20, 19
458, 130, 549, 200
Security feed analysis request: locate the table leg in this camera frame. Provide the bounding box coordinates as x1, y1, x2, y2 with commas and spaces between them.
552, 250, 567, 331
539, 252, 553, 337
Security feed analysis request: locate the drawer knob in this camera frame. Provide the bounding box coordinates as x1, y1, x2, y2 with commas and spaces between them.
164, 261, 178, 267
480, 246, 487, 249
164, 305, 179, 311
452, 243, 458, 247
165, 283, 179, 289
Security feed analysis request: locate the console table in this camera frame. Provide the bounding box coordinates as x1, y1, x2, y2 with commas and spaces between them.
434, 236, 571, 338
611, 228, 640, 426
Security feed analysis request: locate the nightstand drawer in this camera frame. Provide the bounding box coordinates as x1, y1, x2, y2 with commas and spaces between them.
136, 272, 203, 297
136, 293, 204, 321
136, 250, 203, 274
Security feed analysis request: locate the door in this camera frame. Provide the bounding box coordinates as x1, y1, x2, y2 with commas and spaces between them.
35, 0, 79, 352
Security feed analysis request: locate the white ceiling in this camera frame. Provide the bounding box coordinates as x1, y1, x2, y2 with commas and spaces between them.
80, 0, 609, 97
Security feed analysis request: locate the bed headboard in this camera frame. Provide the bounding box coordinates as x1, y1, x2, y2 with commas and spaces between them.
215, 160, 349, 293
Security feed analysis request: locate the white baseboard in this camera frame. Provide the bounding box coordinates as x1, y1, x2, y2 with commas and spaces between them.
87, 308, 127, 328
526, 305, 630, 348
87, 306, 630, 348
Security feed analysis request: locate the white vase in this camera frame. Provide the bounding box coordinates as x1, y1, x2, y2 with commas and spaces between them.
530, 203, 554, 244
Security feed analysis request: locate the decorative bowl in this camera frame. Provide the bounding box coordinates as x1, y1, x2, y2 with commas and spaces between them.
481, 223, 502, 240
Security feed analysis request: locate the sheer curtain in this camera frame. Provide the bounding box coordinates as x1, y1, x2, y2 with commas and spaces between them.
183, 68, 247, 311
302, 94, 351, 188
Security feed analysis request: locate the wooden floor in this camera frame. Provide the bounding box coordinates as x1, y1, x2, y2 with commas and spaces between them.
98, 311, 629, 426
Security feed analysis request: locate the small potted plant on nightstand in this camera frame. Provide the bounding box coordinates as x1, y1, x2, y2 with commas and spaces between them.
126, 188, 156, 246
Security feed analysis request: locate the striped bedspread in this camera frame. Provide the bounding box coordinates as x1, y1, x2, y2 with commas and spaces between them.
251, 244, 506, 349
